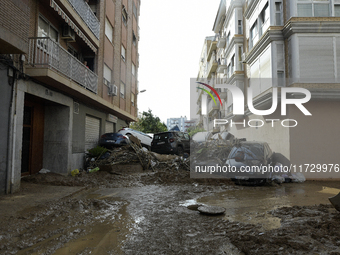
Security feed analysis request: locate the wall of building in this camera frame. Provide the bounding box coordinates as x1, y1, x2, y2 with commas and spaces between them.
44, 104, 71, 174
225, 107, 291, 159
0, 0, 29, 54
0, 64, 12, 193
289, 100, 340, 179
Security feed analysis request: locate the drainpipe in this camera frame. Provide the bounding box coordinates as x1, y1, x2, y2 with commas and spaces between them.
6, 67, 17, 194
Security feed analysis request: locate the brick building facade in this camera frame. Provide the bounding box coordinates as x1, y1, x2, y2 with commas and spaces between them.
0, 0, 141, 194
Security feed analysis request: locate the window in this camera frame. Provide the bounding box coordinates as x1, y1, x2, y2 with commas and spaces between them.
238, 46, 243, 71
297, 1, 330, 17
260, 3, 269, 36
103, 64, 112, 84
275, 2, 283, 25
38, 16, 58, 41
105, 18, 113, 42
226, 32, 230, 47
120, 82, 125, 98
335, 5, 340, 16
67, 46, 79, 60
132, 63, 136, 76
133, 1, 137, 18
238, 20, 242, 34
250, 21, 258, 48
121, 45, 126, 61
122, 6, 128, 26
131, 93, 135, 106
132, 31, 137, 46
231, 55, 235, 74
227, 63, 231, 78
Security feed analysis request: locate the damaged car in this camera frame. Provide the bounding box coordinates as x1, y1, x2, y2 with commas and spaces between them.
226, 141, 276, 185
151, 131, 190, 156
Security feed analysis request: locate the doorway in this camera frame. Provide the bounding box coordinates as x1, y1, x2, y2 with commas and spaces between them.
21, 97, 44, 176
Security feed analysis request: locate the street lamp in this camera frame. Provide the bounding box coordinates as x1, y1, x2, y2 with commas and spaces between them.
139, 89, 146, 93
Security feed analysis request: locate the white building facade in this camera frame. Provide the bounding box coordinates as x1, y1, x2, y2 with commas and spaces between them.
167, 116, 187, 132
196, 0, 340, 179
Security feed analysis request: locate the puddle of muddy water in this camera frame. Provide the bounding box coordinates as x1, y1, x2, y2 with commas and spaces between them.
196, 182, 337, 231
52, 204, 132, 255
51, 193, 133, 255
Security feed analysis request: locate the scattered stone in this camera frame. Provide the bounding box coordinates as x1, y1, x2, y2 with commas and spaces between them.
197, 205, 226, 215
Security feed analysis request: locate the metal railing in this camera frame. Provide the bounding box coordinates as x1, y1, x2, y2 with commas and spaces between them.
67, 0, 100, 39
28, 37, 98, 94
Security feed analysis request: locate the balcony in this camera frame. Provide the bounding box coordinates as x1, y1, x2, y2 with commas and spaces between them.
196, 103, 201, 115
207, 40, 217, 61
66, 0, 100, 39
27, 37, 98, 94
220, 92, 228, 100
217, 37, 226, 48
208, 98, 220, 115
207, 52, 218, 78
216, 63, 228, 74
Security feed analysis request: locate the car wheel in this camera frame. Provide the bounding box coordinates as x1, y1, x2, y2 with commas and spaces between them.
177, 146, 184, 156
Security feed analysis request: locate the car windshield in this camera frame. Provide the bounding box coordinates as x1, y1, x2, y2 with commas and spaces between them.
153, 133, 172, 140
229, 143, 264, 161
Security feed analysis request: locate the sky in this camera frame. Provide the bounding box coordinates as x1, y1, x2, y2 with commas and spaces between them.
137, 0, 221, 124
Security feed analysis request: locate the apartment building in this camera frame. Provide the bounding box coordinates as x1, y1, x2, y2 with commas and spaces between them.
0, 0, 141, 193
167, 116, 187, 132
196, 0, 340, 178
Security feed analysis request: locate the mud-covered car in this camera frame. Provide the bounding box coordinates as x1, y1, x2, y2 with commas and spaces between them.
151, 131, 190, 155
118, 128, 153, 148
99, 133, 129, 149
226, 141, 275, 185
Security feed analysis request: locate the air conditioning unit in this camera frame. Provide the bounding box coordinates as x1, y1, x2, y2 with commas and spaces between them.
62, 25, 76, 42
108, 84, 118, 96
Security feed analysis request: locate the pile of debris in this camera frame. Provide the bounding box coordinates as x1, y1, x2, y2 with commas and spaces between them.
86, 133, 237, 174
86, 135, 190, 173
190, 138, 234, 166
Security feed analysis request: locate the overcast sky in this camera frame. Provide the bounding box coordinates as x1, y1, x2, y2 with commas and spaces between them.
137, 0, 220, 124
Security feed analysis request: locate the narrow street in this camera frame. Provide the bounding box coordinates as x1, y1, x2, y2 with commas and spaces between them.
1, 169, 340, 254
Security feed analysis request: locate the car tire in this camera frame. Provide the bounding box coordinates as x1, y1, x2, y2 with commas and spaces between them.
177, 146, 184, 156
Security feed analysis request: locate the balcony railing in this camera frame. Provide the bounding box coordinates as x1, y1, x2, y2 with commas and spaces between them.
67, 0, 100, 39
28, 37, 98, 94
207, 52, 218, 77
208, 98, 220, 115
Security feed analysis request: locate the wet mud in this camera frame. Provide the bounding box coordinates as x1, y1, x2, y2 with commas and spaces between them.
2, 169, 340, 254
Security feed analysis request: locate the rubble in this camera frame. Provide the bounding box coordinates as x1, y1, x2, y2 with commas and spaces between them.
190, 138, 234, 166
87, 134, 190, 172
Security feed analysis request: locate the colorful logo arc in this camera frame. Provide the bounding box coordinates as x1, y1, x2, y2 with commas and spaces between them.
196, 82, 223, 107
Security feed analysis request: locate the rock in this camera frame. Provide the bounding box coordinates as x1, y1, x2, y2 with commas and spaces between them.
197, 205, 226, 215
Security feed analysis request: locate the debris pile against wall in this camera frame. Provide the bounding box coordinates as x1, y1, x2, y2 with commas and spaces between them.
87, 135, 190, 172
86, 134, 237, 173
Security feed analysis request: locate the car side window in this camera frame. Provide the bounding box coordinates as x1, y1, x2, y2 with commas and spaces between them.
183, 133, 189, 140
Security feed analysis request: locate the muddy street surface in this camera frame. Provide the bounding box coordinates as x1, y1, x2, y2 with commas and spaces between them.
1, 169, 340, 254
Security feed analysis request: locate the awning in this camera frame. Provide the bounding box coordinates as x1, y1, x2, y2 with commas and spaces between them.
50, 0, 97, 53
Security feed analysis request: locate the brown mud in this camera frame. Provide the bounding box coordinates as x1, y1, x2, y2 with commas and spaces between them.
1, 168, 340, 254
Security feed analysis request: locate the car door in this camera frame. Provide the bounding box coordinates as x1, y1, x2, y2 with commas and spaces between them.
183, 133, 190, 152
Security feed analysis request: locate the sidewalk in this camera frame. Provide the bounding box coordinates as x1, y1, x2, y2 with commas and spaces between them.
0, 182, 85, 218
